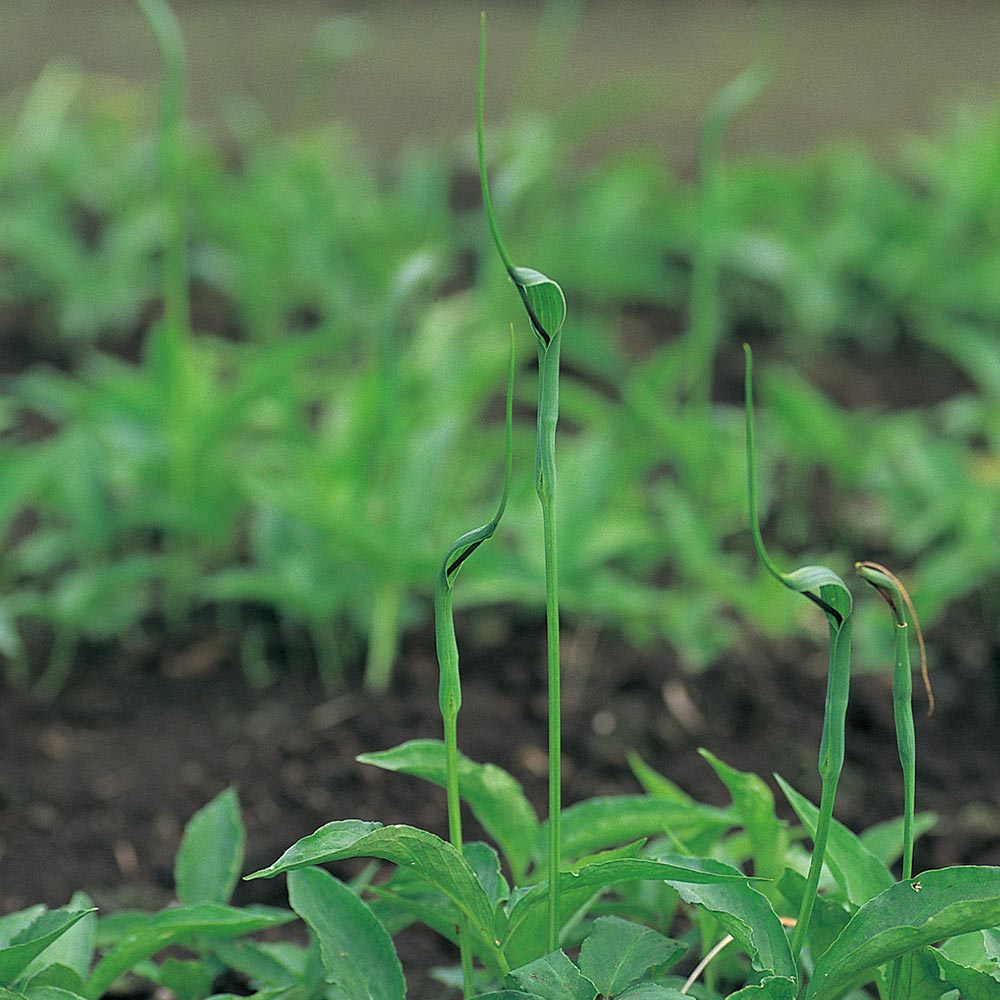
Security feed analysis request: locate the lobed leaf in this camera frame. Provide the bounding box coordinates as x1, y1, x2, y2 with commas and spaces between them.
286, 867, 405, 1000
804, 865, 1000, 1000
357, 740, 537, 881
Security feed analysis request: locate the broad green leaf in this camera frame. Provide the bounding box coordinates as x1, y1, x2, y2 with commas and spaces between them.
357, 740, 537, 880
700, 750, 786, 884
209, 939, 299, 988
504, 856, 754, 967
287, 867, 405, 1000
626, 752, 694, 804
0, 908, 47, 948
507, 950, 595, 1000
577, 916, 684, 997
726, 977, 797, 999
859, 813, 938, 868
20, 893, 95, 987
509, 267, 566, 345
21, 988, 87, 1000
934, 947, 1000, 1000
542, 795, 734, 864
775, 774, 892, 906
804, 865, 1000, 1000
0, 909, 95, 987
656, 854, 795, 980
246, 821, 502, 966
174, 787, 245, 905
84, 904, 294, 999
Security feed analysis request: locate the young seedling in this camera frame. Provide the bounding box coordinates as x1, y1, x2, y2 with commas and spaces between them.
743, 344, 853, 967
477, 11, 568, 953
855, 560, 934, 1000
435, 328, 515, 997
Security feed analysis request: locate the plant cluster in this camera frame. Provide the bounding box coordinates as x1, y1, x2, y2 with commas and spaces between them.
3, 5, 1000, 1000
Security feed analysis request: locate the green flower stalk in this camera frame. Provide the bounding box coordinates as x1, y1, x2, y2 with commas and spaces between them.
434, 328, 515, 998
477, 11, 568, 953
743, 345, 853, 971
854, 560, 934, 1000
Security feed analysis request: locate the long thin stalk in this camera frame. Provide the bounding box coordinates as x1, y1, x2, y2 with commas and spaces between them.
477, 12, 567, 953
744, 344, 853, 978
854, 560, 934, 1000
435, 330, 515, 997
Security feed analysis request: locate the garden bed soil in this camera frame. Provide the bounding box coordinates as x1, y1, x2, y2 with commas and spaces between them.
1, 604, 998, 998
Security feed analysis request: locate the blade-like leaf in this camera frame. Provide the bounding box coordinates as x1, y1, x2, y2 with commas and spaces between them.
775, 774, 892, 906
287, 867, 404, 1000
357, 740, 537, 881
246, 821, 502, 966
507, 950, 595, 1000
577, 916, 684, 997
84, 904, 293, 999
804, 865, 1000, 1000
859, 813, 938, 869
174, 787, 245, 905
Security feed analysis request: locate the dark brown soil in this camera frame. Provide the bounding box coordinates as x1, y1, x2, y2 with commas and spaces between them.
1, 601, 998, 998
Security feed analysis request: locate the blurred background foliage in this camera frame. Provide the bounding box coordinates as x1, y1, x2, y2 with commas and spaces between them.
1, 1, 999, 696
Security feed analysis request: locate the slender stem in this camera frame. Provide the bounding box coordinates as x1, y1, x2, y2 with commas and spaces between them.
792, 615, 851, 966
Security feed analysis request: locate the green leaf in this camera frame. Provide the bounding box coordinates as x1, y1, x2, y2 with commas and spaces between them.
699, 750, 786, 884
577, 916, 684, 997
725, 977, 797, 999
504, 856, 754, 967
934, 947, 1000, 1000
616, 986, 688, 1000
507, 950, 595, 1000
155, 957, 216, 1000
775, 774, 892, 906
469, 992, 546, 1000
859, 813, 938, 869
287, 867, 405, 1000
84, 904, 294, 999
20, 893, 95, 988
804, 865, 1000, 1000
656, 854, 796, 980
509, 267, 567, 346
542, 795, 734, 864
780, 565, 853, 625
174, 787, 246, 905
464, 841, 511, 910
626, 753, 694, 805
0, 909, 95, 987
246, 821, 502, 966
358, 740, 538, 881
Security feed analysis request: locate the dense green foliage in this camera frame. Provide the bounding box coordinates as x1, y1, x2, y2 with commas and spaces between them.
2, 34, 1000, 692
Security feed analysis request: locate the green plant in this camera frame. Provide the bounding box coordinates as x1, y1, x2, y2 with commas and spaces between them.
477, 10, 569, 952
0, 788, 294, 999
